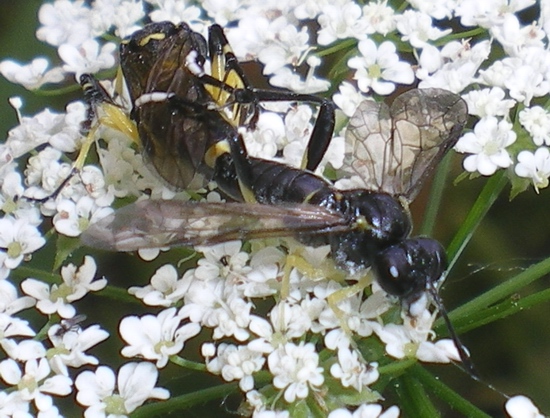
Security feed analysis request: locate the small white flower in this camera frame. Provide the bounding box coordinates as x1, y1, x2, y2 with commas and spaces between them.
505, 395, 544, 418
455, 0, 536, 28
195, 241, 250, 281
240, 247, 284, 298
0, 391, 31, 417
128, 264, 188, 307
490, 15, 545, 57
58, 39, 117, 79
462, 87, 516, 118
416, 339, 462, 364
257, 23, 310, 75
148, 0, 202, 27
47, 323, 109, 376
120, 308, 200, 368
0, 280, 36, 315
519, 106, 550, 146
0, 217, 45, 270
419, 40, 491, 92
36, 0, 92, 46
205, 343, 265, 391
7, 102, 82, 160
22, 256, 106, 318
395, 10, 451, 49
209, 295, 253, 341
321, 288, 390, 350
361, 1, 396, 36
75, 362, 169, 415
515, 148, 550, 192
269, 66, 331, 94
1, 339, 45, 362
455, 117, 516, 175
333, 82, 367, 118
504, 60, 550, 106
53, 196, 113, 237
243, 112, 286, 160
330, 347, 379, 392
268, 342, 324, 403
0, 58, 64, 90
374, 309, 460, 364
406, 0, 453, 19
0, 358, 72, 411
317, 3, 369, 45
0, 314, 36, 342
249, 302, 312, 354
348, 39, 414, 95
328, 404, 400, 418
90, 0, 146, 38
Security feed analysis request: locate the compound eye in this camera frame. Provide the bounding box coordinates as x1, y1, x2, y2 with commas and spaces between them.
374, 244, 418, 298
373, 238, 447, 302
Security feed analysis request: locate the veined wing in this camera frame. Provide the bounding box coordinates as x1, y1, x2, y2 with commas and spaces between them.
342, 88, 468, 201
81, 199, 349, 252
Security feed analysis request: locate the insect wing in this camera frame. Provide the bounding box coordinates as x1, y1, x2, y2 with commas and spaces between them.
343, 88, 468, 200
82, 200, 349, 252
120, 22, 229, 190
119, 22, 207, 102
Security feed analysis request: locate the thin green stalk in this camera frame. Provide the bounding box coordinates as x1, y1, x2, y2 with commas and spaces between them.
446, 171, 507, 273
394, 372, 441, 418
131, 382, 238, 418
440, 256, 550, 327
170, 355, 207, 372
411, 365, 493, 418
378, 358, 417, 376
448, 287, 550, 333
420, 152, 453, 237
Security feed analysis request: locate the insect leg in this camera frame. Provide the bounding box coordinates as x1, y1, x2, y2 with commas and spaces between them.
206, 24, 336, 171
224, 132, 256, 204
28, 75, 138, 202
244, 89, 335, 172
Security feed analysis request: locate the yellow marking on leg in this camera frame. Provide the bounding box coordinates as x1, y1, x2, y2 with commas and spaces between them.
204, 141, 231, 168
326, 273, 372, 335
99, 103, 140, 146
281, 253, 325, 299
47, 102, 138, 199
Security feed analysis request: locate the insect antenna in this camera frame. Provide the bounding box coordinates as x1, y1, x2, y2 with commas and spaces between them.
427, 281, 510, 400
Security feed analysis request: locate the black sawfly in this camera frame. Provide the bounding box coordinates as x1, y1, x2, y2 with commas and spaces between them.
78, 21, 493, 384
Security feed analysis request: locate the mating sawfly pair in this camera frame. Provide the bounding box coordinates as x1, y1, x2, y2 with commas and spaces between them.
78, 22, 471, 369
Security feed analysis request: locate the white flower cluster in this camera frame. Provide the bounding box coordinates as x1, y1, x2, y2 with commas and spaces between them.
0, 0, 547, 417
126, 240, 459, 414
0, 256, 169, 417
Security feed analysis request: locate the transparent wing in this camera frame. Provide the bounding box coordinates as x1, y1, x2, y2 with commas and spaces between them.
82, 200, 349, 252
342, 88, 468, 201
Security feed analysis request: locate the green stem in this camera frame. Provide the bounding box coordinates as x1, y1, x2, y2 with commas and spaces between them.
33, 83, 81, 96
170, 355, 207, 372
378, 358, 417, 376
420, 152, 453, 237
442, 27, 487, 43
446, 171, 508, 273
450, 287, 550, 333
411, 365, 493, 418
315, 39, 357, 57
394, 371, 441, 418
131, 382, 238, 418
441, 256, 550, 328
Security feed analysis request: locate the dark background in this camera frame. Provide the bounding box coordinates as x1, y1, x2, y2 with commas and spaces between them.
1, 2, 549, 417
